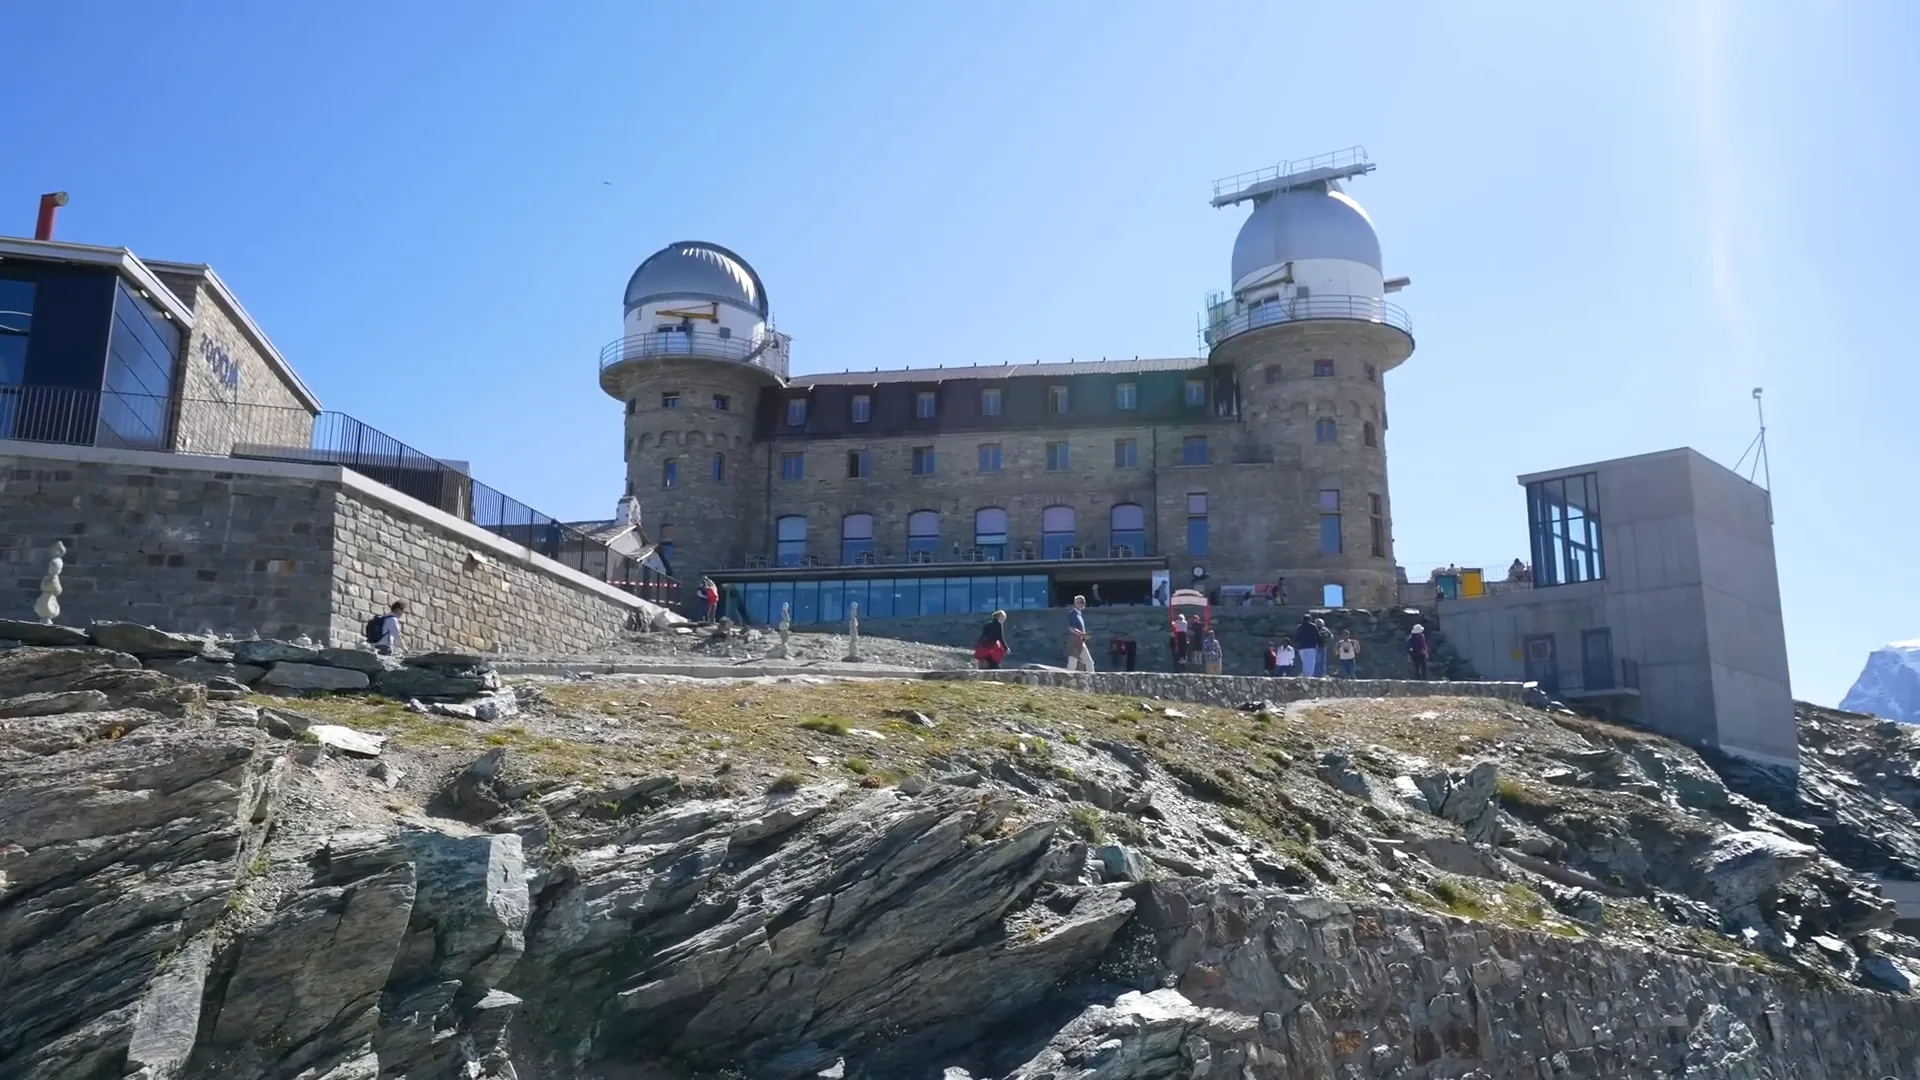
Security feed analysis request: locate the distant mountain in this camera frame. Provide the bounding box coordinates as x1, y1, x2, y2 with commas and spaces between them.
1841, 640, 1920, 722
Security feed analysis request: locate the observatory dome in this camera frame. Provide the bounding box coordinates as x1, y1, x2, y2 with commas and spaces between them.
624, 241, 769, 317
1230, 185, 1382, 291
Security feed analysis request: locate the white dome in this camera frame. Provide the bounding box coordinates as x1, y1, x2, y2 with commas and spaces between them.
624, 241, 768, 317
1230, 184, 1382, 291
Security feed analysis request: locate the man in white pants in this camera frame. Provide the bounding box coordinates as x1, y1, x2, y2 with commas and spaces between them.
1065, 596, 1096, 672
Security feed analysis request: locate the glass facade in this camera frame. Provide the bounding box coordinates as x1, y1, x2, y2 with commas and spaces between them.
1528, 472, 1605, 585
99, 282, 180, 449
736, 573, 1052, 626
0, 278, 32, 438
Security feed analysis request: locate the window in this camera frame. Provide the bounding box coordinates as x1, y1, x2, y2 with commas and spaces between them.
713, 393, 731, 411
711, 453, 725, 482
786, 398, 807, 426
625, 399, 636, 416
1182, 493, 1209, 556
1527, 472, 1606, 586
911, 446, 935, 475
1185, 378, 1206, 407
1318, 488, 1342, 555
1369, 494, 1386, 557
981, 388, 1003, 416
99, 280, 181, 449
1263, 365, 1283, 385
1047, 385, 1069, 414
662, 392, 681, 409
979, 442, 1002, 472
623, 436, 632, 463
841, 513, 875, 564
1363, 422, 1377, 448
1046, 440, 1070, 471
1110, 503, 1146, 557
662, 460, 678, 488
1114, 438, 1138, 469
1041, 505, 1076, 559
1182, 436, 1209, 466
916, 390, 937, 419
975, 507, 1010, 560
1315, 418, 1337, 444
851, 394, 872, 423
657, 524, 674, 568
847, 451, 871, 478
776, 515, 808, 567
1313, 360, 1334, 378
907, 510, 941, 560
781, 452, 804, 481
1115, 382, 1138, 410
1365, 364, 1377, 382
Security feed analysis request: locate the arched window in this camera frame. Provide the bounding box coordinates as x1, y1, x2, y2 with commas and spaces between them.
1315, 418, 1337, 444
974, 507, 1009, 560
1042, 505, 1076, 559
1109, 503, 1145, 557
1363, 422, 1378, 448
907, 510, 941, 560
841, 513, 875, 565
776, 515, 807, 567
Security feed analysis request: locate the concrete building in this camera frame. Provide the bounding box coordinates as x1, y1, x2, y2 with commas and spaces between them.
1438, 448, 1796, 771
600, 149, 1416, 625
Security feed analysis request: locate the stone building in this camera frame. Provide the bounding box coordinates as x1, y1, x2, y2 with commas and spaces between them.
601, 150, 1416, 624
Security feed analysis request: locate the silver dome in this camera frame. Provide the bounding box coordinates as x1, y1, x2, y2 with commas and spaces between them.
1230, 184, 1382, 289
624, 241, 769, 317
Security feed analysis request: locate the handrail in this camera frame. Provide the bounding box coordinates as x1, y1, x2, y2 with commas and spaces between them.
599, 329, 789, 380
1200, 294, 1411, 350
1212, 147, 1370, 200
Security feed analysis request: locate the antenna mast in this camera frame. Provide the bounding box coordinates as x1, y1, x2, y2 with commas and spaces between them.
1733, 387, 1773, 523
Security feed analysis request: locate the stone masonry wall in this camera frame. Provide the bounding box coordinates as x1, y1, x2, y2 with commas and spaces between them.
0, 453, 335, 639
157, 272, 317, 457
933, 668, 1529, 708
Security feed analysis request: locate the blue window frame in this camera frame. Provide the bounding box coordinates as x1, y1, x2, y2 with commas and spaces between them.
1114, 438, 1138, 469
979, 443, 1001, 472
1041, 505, 1075, 559
1110, 503, 1145, 557
781, 452, 804, 481
907, 510, 940, 559
911, 447, 935, 475
1182, 436, 1209, 466
776, 515, 808, 567
841, 513, 874, 564
1046, 440, 1069, 471
1186, 493, 1208, 556
786, 398, 807, 427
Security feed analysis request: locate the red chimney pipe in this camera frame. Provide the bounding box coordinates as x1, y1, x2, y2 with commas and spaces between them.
34, 192, 68, 241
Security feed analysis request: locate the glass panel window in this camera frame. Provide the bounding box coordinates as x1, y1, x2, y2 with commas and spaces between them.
101, 282, 180, 448
911, 446, 935, 475
786, 398, 807, 426
841, 513, 875, 564
1527, 472, 1606, 586
1186, 493, 1209, 556
981, 388, 1002, 416
975, 507, 1009, 560
915, 390, 937, 419
1047, 385, 1069, 414
867, 578, 895, 618
1313, 360, 1334, 377
711, 453, 725, 481
1115, 382, 1139, 410
0, 278, 35, 385
1315, 418, 1337, 443
908, 510, 941, 560
1368, 493, 1386, 557
1114, 438, 1138, 469
820, 580, 845, 623
713, 393, 730, 411
1182, 436, 1209, 466
847, 451, 870, 478
979, 442, 1002, 472
1185, 378, 1206, 407
1042, 505, 1076, 559
781, 452, 804, 481
793, 582, 820, 625
1317, 488, 1340, 512
1045, 440, 1069, 471
1110, 503, 1146, 557
1319, 514, 1342, 555
776, 515, 807, 567
662, 460, 678, 488
851, 394, 872, 423
662, 392, 681, 408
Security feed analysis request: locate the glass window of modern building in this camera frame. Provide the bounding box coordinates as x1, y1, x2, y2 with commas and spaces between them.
974, 507, 1009, 560
915, 390, 937, 419
1186, 493, 1209, 556
1045, 440, 1069, 471
734, 573, 1051, 627
1114, 438, 1138, 469
1115, 382, 1138, 410
99, 281, 179, 449
1042, 505, 1076, 559
851, 394, 871, 423
841, 513, 875, 564
907, 510, 941, 560
0, 278, 32, 385
981, 387, 1002, 416
1110, 503, 1145, 557
1527, 472, 1605, 585
776, 515, 808, 567
979, 442, 1001, 472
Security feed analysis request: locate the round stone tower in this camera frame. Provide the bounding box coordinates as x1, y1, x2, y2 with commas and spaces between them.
1202, 149, 1414, 608
599, 241, 789, 588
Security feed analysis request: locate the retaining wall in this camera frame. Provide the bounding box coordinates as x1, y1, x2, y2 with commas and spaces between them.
930, 668, 1533, 708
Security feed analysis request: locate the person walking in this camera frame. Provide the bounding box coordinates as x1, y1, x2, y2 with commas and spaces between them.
1407, 623, 1432, 679
1294, 615, 1321, 677
974, 610, 1009, 669
1066, 596, 1096, 672
367, 600, 406, 656
1335, 630, 1360, 679
1200, 631, 1224, 676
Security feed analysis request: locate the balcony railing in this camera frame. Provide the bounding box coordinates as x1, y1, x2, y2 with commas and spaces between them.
1200, 294, 1412, 350
598, 329, 790, 381
0, 383, 682, 609
736, 544, 1164, 571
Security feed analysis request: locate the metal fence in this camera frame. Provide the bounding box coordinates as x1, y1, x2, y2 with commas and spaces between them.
0, 383, 682, 608
1200, 294, 1412, 349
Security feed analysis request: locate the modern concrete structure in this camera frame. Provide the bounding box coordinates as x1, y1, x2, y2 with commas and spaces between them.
601, 149, 1417, 625
1439, 448, 1795, 771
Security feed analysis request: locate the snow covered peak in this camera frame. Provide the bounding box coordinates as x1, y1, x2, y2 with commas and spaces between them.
1841, 641, 1920, 722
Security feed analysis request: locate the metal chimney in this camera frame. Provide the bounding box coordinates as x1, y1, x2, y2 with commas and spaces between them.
34, 192, 68, 241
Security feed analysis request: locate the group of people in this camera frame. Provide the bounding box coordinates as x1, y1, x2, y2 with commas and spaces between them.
1168, 612, 1225, 674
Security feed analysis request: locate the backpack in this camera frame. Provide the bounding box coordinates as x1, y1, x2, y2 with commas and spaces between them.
364, 614, 387, 644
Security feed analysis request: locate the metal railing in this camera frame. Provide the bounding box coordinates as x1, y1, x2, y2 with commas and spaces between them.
736, 543, 1164, 570
0, 383, 683, 608
1200, 294, 1412, 350
1212, 146, 1370, 200
598, 329, 790, 381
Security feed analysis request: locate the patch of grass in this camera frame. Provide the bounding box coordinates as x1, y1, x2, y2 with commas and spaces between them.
799, 716, 850, 736
1069, 806, 1108, 844
1429, 877, 1490, 918
844, 756, 872, 776
1496, 777, 1559, 808
767, 773, 805, 794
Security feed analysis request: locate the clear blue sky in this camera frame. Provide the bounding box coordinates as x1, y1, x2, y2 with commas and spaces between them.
3, 1, 1914, 706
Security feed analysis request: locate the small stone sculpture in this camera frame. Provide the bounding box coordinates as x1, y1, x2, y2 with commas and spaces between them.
768, 603, 793, 660
844, 602, 863, 662
33, 541, 65, 625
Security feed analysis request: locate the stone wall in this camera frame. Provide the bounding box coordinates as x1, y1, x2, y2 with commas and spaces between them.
153, 268, 318, 456
0, 443, 662, 653
932, 668, 1529, 708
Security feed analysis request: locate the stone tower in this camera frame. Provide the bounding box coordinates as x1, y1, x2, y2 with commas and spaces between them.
1202, 149, 1415, 608
599, 241, 789, 588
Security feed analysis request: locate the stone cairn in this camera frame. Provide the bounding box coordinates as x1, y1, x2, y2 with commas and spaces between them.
844, 602, 863, 662
33, 541, 65, 625
767, 603, 793, 660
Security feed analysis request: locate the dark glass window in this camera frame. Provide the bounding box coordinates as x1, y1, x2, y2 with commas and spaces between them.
981, 388, 1002, 416
1182, 435, 1209, 466
662, 392, 680, 408
1110, 503, 1146, 557
1045, 440, 1069, 470
1363, 422, 1378, 448
979, 443, 1001, 472
1313, 360, 1334, 377
1315, 418, 1337, 443
1114, 438, 1138, 469
1047, 386, 1069, 414
847, 451, 870, 478
915, 391, 937, 419
711, 453, 725, 482
1318, 488, 1341, 555
0, 278, 33, 385
851, 394, 871, 423
974, 507, 1009, 559
1042, 505, 1075, 559
1184, 378, 1206, 407
712, 393, 730, 411
911, 446, 935, 475
841, 513, 875, 564
1115, 382, 1138, 410
908, 510, 941, 560
781, 452, 804, 481
786, 398, 807, 427
100, 282, 179, 449
663, 460, 678, 488
776, 515, 807, 567
1186, 493, 1208, 556
1528, 472, 1606, 585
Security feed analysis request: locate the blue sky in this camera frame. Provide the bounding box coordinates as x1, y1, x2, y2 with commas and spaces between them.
2, 1, 1914, 705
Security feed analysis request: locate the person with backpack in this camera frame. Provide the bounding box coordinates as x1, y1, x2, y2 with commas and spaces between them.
974, 610, 1009, 669
366, 601, 406, 655
1407, 623, 1432, 679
